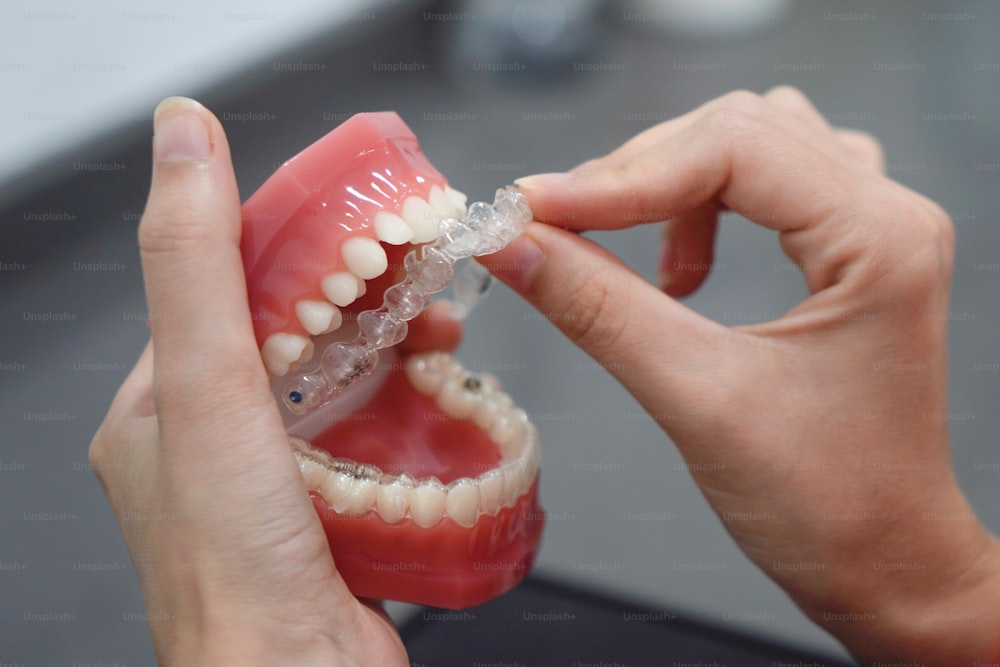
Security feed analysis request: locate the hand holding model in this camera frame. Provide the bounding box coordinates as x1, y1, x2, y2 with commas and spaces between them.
91, 89, 1000, 666
482, 87, 1000, 665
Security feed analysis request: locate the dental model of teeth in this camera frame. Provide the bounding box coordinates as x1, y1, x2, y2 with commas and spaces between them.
291, 351, 541, 529
281, 186, 532, 416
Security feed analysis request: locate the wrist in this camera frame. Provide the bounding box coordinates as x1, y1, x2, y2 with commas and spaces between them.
802, 511, 1000, 666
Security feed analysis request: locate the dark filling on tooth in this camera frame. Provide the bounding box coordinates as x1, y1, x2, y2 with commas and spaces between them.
462, 375, 483, 393
329, 459, 382, 481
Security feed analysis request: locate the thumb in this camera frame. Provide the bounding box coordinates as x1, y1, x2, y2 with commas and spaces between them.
481, 223, 731, 417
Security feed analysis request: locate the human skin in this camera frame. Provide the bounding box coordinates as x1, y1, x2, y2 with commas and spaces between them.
481, 87, 1000, 665
86, 98, 457, 666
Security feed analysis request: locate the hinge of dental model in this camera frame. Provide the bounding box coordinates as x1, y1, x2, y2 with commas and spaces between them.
282, 186, 531, 415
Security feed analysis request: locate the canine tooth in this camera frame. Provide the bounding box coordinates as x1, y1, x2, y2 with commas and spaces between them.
295, 300, 342, 336
501, 461, 524, 508
410, 481, 447, 528
354, 274, 367, 297
321, 272, 360, 307
407, 356, 447, 396
429, 185, 461, 218
437, 381, 479, 419
477, 468, 505, 515
374, 210, 414, 245
446, 185, 468, 210
297, 457, 327, 491
376, 477, 413, 524
341, 236, 388, 280
262, 333, 310, 376
446, 479, 481, 528
401, 196, 440, 243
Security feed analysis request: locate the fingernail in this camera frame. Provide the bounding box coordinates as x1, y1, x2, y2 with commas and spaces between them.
514, 172, 571, 191
479, 232, 543, 293
153, 97, 211, 162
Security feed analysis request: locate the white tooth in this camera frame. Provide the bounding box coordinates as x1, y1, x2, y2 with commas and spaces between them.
429, 185, 460, 218
401, 196, 440, 244
354, 274, 367, 298
376, 476, 413, 524
501, 460, 524, 508
479, 372, 502, 392
341, 236, 388, 280
472, 396, 500, 432
410, 481, 447, 528
262, 333, 310, 377
446, 479, 481, 528
295, 300, 341, 336
478, 468, 505, 515
345, 476, 378, 515
446, 185, 468, 212
374, 210, 413, 245
437, 380, 479, 420
297, 457, 327, 491
406, 356, 447, 396
492, 408, 529, 459
321, 272, 360, 307
323, 472, 376, 514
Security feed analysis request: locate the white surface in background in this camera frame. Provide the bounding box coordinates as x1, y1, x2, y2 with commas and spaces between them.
0, 0, 390, 185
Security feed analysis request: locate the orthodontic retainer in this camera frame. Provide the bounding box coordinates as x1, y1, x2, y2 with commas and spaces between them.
282, 186, 532, 416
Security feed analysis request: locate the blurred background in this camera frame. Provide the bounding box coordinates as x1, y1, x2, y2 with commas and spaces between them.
2, 0, 998, 664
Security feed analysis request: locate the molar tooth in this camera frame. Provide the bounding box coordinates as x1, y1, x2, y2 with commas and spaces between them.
295, 300, 342, 336
406, 355, 447, 396
323, 472, 376, 514
341, 236, 388, 280
321, 272, 360, 307
410, 481, 447, 528
437, 380, 479, 420
472, 400, 501, 431
446, 185, 468, 211
297, 457, 327, 491
429, 185, 462, 218
262, 332, 310, 376
446, 479, 481, 528
374, 210, 414, 245
477, 468, 505, 515
376, 476, 414, 524
401, 196, 440, 243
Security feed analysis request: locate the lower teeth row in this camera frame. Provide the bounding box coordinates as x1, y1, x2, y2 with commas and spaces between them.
282, 187, 532, 416
290, 354, 541, 528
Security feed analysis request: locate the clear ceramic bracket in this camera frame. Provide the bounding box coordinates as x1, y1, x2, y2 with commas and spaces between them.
282, 186, 531, 416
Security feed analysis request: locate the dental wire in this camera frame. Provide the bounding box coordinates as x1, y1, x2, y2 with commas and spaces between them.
282, 186, 531, 415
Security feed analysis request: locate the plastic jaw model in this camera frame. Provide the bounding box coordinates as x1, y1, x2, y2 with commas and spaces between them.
240, 112, 544, 609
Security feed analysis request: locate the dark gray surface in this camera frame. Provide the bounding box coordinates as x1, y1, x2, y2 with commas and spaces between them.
2, 1, 999, 664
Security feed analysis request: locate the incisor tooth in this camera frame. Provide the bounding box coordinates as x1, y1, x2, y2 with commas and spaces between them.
374, 210, 414, 245
341, 236, 388, 280
262, 333, 310, 376
401, 196, 440, 243
446, 479, 480, 528
321, 272, 360, 307
295, 300, 342, 336
410, 482, 447, 528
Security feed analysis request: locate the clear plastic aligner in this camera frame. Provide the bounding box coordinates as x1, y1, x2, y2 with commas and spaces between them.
283, 186, 531, 415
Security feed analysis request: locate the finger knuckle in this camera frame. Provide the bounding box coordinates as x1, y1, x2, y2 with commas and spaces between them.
764, 85, 812, 111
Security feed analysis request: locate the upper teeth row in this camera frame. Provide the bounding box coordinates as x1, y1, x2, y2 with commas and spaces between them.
261, 185, 468, 377
291, 352, 540, 528
279, 187, 534, 417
